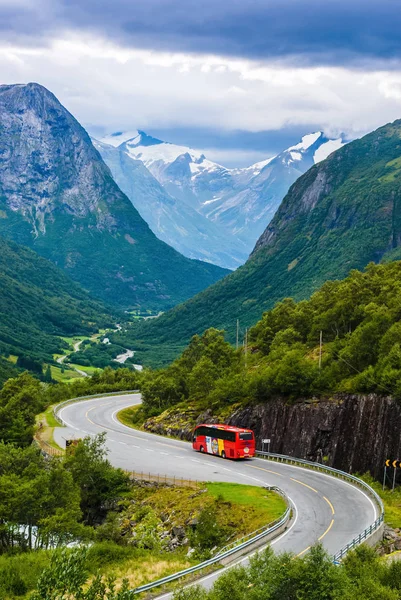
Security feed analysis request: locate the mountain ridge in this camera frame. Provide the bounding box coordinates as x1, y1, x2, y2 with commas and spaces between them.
0, 82, 228, 310
116, 118, 401, 365
101, 128, 344, 264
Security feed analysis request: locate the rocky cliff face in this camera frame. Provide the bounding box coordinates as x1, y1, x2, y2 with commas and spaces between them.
144, 394, 401, 479
228, 395, 401, 478
0, 83, 227, 309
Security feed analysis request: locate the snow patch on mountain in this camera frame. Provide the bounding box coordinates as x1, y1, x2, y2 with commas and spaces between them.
288, 131, 322, 151
101, 130, 140, 147
314, 138, 345, 163
99, 128, 347, 266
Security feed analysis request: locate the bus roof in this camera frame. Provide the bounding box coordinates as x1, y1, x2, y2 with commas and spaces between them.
195, 423, 253, 433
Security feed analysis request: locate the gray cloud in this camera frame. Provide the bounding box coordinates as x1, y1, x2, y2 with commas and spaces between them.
1, 0, 401, 66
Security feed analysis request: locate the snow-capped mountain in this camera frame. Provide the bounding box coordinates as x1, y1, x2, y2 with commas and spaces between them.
99, 129, 345, 264
95, 138, 248, 269
115, 131, 234, 209
203, 132, 345, 245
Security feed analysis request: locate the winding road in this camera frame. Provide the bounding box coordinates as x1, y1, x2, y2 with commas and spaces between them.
54, 393, 377, 565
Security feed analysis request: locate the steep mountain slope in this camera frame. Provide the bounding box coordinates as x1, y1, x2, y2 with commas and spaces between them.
202, 133, 344, 247
94, 139, 248, 269
117, 119, 401, 364
0, 235, 112, 368
0, 83, 227, 310
107, 130, 343, 260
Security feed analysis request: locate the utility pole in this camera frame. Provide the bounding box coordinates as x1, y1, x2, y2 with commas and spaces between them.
244, 328, 248, 369
236, 319, 239, 350
319, 330, 323, 369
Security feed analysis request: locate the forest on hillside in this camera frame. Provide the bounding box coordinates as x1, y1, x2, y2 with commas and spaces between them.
139, 261, 401, 420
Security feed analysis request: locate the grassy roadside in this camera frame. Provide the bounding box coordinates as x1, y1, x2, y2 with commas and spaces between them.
0, 481, 287, 599
359, 474, 401, 529
35, 404, 63, 451
117, 404, 144, 428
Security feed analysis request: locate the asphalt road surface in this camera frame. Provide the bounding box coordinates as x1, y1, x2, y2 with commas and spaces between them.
54, 393, 377, 585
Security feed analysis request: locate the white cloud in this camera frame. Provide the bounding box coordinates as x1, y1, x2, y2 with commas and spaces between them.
1, 34, 401, 143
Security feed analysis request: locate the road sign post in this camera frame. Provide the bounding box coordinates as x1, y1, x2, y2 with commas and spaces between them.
262, 438, 271, 454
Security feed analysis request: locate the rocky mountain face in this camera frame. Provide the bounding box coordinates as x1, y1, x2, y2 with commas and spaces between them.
128, 118, 401, 354
94, 139, 248, 269
0, 83, 227, 310
142, 393, 400, 480
101, 130, 343, 267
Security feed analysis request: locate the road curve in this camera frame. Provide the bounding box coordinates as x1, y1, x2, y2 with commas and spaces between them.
55, 393, 377, 562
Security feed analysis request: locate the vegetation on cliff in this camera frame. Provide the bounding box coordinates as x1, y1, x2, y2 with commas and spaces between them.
134, 261, 401, 427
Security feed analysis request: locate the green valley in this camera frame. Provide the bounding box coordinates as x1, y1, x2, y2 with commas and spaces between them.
0, 235, 114, 384
118, 119, 401, 366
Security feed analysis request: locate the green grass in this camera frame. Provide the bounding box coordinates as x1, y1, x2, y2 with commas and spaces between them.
117, 405, 145, 428
60, 335, 87, 348
50, 365, 82, 383
42, 405, 60, 428
206, 482, 286, 523
359, 474, 401, 529
68, 363, 102, 375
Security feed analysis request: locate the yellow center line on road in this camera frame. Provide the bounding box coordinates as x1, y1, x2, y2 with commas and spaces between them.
85, 403, 109, 423
318, 518, 335, 541
323, 496, 335, 515
290, 477, 318, 493
296, 546, 311, 558
247, 464, 283, 477
85, 401, 339, 557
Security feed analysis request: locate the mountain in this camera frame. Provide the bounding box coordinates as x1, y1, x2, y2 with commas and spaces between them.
0, 83, 228, 311
106, 130, 344, 262
201, 132, 344, 247
94, 139, 248, 269
0, 235, 112, 381
116, 118, 401, 365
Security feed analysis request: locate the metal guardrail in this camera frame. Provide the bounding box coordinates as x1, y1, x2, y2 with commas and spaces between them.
131, 504, 292, 595
53, 392, 384, 578
256, 451, 385, 562
53, 389, 140, 425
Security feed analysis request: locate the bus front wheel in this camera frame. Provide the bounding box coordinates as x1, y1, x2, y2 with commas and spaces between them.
200, 446, 205, 453
221, 450, 226, 459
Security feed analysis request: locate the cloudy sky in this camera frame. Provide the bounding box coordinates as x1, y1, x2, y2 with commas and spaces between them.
1, 0, 401, 166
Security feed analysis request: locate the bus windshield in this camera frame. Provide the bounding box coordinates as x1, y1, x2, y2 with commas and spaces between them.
239, 432, 253, 440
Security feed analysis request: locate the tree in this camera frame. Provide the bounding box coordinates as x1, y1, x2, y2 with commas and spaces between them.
63, 433, 129, 525
31, 547, 131, 600
43, 366, 53, 383
0, 373, 43, 446
0, 444, 86, 552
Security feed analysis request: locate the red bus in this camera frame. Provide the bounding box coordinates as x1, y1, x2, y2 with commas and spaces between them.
192, 424, 255, 459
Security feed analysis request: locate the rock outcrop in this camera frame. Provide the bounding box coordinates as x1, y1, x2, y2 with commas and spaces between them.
0, 82, 227, 309
144, 394, 401, 479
